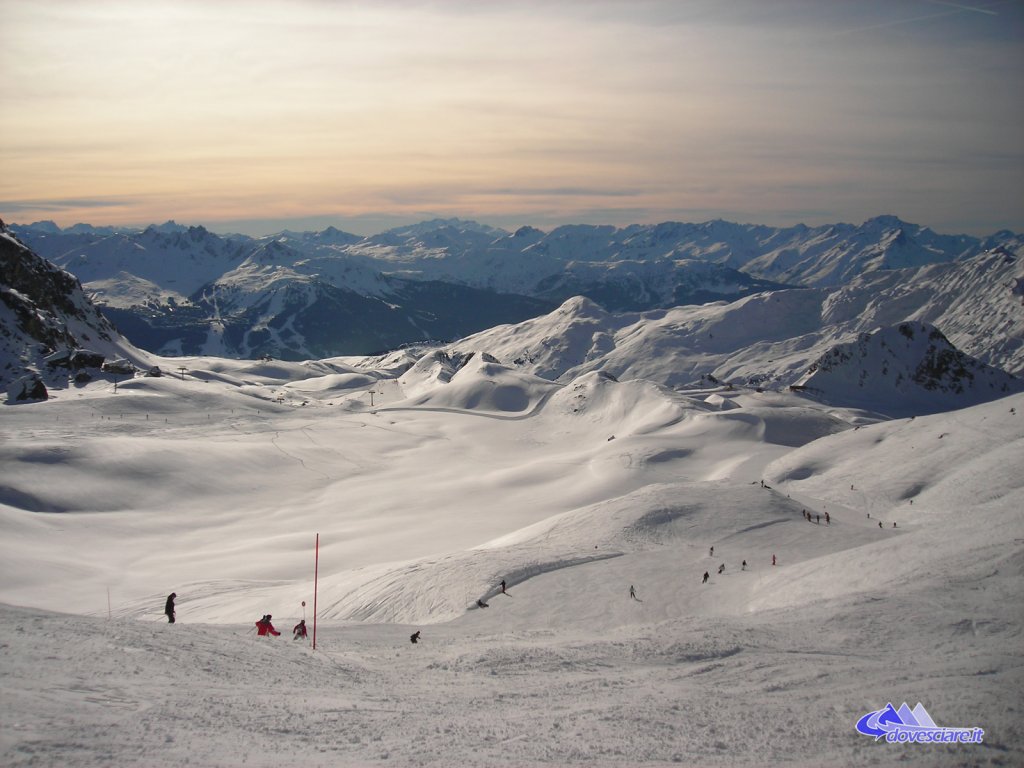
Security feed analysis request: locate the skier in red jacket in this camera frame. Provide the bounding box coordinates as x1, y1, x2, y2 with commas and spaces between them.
256, 615, 280, 636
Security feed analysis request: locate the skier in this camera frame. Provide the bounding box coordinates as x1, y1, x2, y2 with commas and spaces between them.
477, 599, 489, 609
629, 585, 639, 601
256, 615, 280, 637
772, 554, 776, 566
825, 512, 830, 525
893, 522, 897, 528
741, 560, 747, 571
718, 563, 725, 574
709, 546, 714, 557
410, 631, 421, 644
500, 579, 507, 595
164, 592, 176, 624
702, 571, 710, 584
293, 619, 307, 640
816, 514, 820, 524
878, 521, 883, 529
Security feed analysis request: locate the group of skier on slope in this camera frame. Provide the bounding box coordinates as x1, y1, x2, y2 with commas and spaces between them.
163, 495, 894, 637
163, 593, 307, 640
162, 579, 515, 646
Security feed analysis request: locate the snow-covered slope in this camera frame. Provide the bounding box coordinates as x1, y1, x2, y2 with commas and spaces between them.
1, 342, 1021, 766
447, 273, 1024, 404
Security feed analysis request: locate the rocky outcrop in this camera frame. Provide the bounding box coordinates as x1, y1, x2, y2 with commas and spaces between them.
1, 220, 141, 393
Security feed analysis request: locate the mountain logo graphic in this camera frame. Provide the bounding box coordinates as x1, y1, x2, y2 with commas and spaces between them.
855, 702, 984, 744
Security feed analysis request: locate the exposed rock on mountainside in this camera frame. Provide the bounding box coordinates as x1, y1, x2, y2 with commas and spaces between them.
794, 322, 1023, 415
0, 220, 144, 394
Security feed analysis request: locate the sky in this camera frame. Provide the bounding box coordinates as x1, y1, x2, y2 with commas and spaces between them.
1, 0, 1022, 236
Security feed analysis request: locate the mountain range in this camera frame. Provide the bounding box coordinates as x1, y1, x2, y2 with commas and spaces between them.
10, 215, 1022, 364
4, 215, 1022, 417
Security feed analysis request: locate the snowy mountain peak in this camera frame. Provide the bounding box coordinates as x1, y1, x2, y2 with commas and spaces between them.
556, 295, 608, 319
796, 321, 1023, 415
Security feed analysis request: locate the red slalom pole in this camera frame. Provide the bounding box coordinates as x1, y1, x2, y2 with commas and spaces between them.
312, 533, 319, 651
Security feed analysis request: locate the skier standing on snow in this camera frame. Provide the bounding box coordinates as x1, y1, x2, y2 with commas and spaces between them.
709, 546, 714, 557
742, 560, 747, 571
702, 571, 710, 584
256, 615, 280, 637
293, 619, 307, 640
825, 512, 830, 525
630, 585, 639, 601
164, 592, 176, 624
772, 554, 776, 566
500, 580, 507, 595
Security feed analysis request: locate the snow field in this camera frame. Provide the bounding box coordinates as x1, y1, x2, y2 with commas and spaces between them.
1, 356, 1021, 766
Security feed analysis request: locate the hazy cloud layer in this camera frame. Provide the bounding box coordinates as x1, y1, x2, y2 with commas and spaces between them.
1, 0, 1021, 234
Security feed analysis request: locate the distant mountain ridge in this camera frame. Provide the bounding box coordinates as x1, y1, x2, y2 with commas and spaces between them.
3, 216, 1022, 416
9, 215, 1023, 365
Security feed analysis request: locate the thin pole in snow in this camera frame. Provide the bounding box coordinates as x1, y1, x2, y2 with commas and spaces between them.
313, 533, 319, 651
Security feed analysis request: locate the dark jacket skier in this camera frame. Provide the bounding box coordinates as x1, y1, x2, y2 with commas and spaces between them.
165, 593, 176, 624
702, 571, 710, 584
410, 631, 421, 644
293, 620, 307, 640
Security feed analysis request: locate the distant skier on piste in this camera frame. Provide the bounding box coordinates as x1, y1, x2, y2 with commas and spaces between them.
500, 579, 507, 595
410, 631, 421, 644
702, 571, 710, 584
165, 592, 176, 624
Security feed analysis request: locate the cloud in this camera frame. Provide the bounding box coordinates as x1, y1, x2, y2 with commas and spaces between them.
0, 198, 127, 213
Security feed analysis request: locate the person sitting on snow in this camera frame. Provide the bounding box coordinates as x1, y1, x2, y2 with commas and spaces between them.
293, 619, 307, 640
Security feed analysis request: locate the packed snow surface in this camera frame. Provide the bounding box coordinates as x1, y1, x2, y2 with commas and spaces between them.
1, 355, 1021, 767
